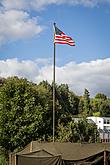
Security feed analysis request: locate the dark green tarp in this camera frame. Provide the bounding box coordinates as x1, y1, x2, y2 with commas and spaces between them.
17, 155, 62, 165
10, 142, 110, 165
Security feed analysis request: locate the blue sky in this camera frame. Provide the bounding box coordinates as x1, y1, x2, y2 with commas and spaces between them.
0, 0, 110, 96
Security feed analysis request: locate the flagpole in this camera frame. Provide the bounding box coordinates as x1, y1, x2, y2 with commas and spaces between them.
52, 23, 75, 142
53, 23, 56, 142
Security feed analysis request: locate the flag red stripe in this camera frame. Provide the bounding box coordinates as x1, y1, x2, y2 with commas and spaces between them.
55, 42, 75, 46
55, 35, 73, 40
55, 36, 75, 41
54, 35, 75, 45
54, 36, 75, 46
55, 41, 75, 44
54, 40, 75, 46
55, 38, 75, 43
54, 25, 75, 46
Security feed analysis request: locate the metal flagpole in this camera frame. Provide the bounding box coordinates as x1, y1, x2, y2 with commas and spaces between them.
52, 23, 75, 142
53, 23, 56, 142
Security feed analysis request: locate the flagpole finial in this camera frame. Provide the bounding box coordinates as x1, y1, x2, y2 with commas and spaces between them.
54, 23, 56, 27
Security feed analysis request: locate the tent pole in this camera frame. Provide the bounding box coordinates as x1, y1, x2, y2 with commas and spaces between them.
104, 150, 107, 165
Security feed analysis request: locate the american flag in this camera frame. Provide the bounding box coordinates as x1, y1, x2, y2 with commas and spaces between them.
54, 24, 75, 46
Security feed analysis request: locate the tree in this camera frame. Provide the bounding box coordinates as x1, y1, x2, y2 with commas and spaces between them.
56, 84, 79, 115
57, 119, 98, 143
0, 77, 44, 152
90, 98, 100, 114
78, 96, 84, 115
99, 101, 110, 117
91, 93, 110, 117
95, 93, 107, 100
83, 89, 91, 116
37, 81, 53, 140
0, 78, 80, 153
1, 76, 109, 157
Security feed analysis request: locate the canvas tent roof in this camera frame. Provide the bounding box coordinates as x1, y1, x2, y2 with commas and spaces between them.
10, 142, 110, 165
16, 141, 110, 161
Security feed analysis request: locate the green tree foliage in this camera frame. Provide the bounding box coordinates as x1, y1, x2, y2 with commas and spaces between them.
0, 78, 80, 153
99, 101, 110, 117
57, 119, 98, 143
0, 76, 110, 157
91, 93, 110, 117
0, 148, 8, 165
80, 89, 92, 116
90, 98, 101, 114
95, 93, 107, 100
56, 84, 79, 115
78, 97, 84, 115
0, 155, 8, 165
0, 77, 44, 152
83, 89, 91, 114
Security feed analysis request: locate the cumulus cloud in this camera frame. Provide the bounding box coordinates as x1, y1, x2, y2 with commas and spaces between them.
1, 0, 110, 10
0, 58, 110, 97
0, 0, 110, 44
0, 10, 42, 45
0, 59, 39, 81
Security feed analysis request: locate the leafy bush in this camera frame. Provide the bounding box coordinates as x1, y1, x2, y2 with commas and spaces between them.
0, 152, 8, 165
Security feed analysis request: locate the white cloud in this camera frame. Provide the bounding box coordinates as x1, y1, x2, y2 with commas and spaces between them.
0, 10, 43, 45
1, 0, 110, 10
0, 58, 110, 97
1, 0, 27, 10
0, 0, 109, 44
0, 59, 39, 81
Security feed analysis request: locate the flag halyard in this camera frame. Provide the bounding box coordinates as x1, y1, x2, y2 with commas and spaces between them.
54, 24, 75, 46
